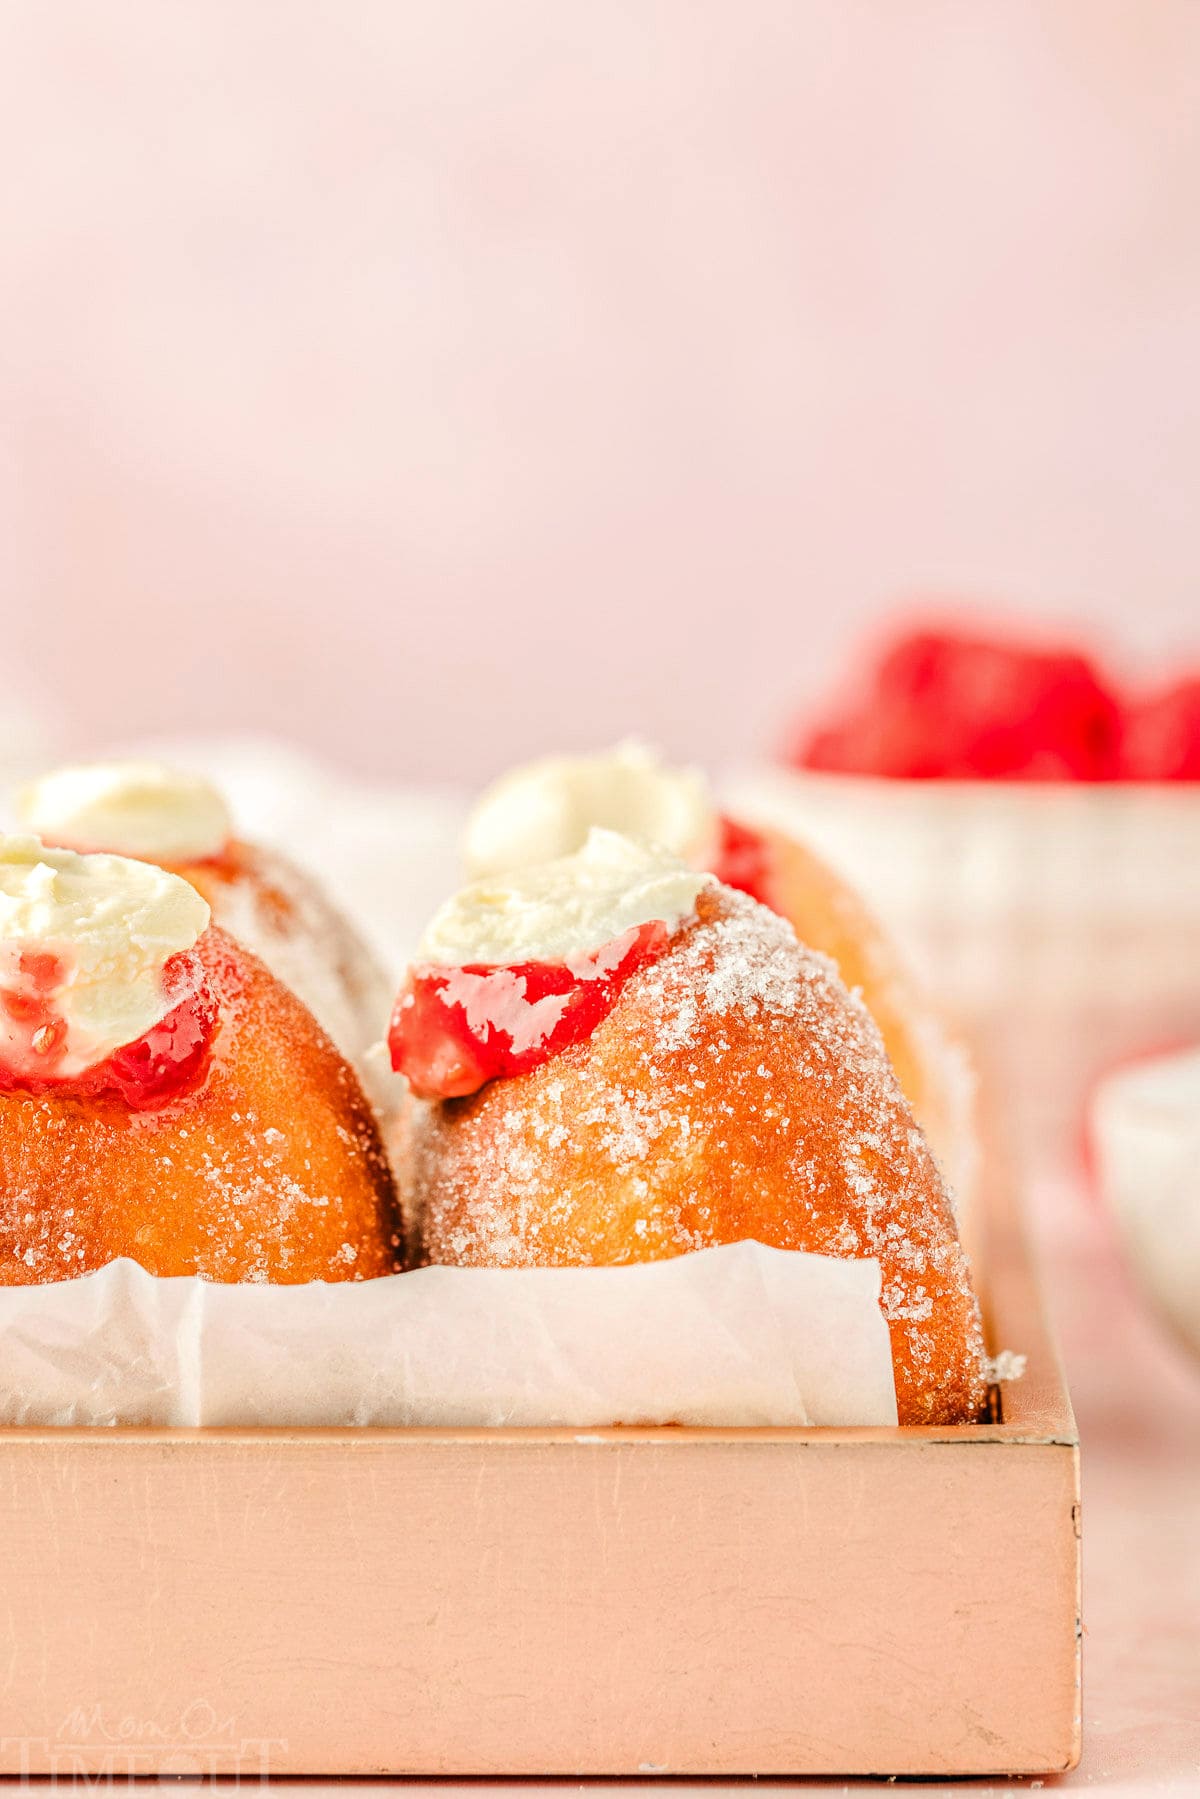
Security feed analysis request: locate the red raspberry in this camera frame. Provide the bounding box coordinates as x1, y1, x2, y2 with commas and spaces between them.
794, 627, 1123, 780
1119, 677, 1200, 780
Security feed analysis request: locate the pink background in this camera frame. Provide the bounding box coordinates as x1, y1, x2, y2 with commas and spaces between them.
2, 2, 1199, 782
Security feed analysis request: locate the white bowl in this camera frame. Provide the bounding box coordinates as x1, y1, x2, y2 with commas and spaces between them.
1091, 1045, 1200, 1365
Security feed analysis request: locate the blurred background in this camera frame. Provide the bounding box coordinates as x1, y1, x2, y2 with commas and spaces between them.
2, 1, 1199, 781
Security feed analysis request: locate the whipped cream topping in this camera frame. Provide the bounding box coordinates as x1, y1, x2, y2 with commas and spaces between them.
419, 828, 712, 968
18, 761, 233, 864
463, 742, 717, 877
0, 836, 211, 1076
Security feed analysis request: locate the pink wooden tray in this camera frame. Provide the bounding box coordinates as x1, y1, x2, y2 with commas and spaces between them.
0, 1167, 1079, 1779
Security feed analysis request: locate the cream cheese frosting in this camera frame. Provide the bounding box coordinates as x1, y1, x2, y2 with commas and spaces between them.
463, 742, 716, 877
18, 761, 232, 864
0, 835, 211, 1076
419, 828, 712, 968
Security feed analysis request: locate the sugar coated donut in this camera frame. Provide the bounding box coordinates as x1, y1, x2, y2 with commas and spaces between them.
463, 744, 978, 1219
0, 836, 400, 1284
395, 833, 986, 1425
18, 760, 394, 1093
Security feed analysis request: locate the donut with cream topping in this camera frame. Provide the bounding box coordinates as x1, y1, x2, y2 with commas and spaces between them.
392, 831, 708, 1100
398, 833, 986, 1425
0, 836, 400, 1284
462, 744, 977, 1218
18, 762, 394, 1099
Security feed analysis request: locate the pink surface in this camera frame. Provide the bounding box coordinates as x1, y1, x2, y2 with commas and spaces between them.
1036, 1180, 1200, 1795
3, 4, 1200, 779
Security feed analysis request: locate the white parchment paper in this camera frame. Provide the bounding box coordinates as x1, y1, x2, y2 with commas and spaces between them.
0, 1242, 897, 1428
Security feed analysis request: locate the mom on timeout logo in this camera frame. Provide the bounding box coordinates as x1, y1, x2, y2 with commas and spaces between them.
1, 1699, 285, 1783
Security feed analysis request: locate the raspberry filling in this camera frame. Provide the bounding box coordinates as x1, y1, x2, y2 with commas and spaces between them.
709, 814, 778, 910
389, 919, 670, 1101
0, 947, 217, 1110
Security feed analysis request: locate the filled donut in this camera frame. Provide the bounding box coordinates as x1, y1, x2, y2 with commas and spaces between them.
0, 835, 401, 1284
17, 760, 393, 1094
392, 829, 987, 1425
463, 742, 977, 1216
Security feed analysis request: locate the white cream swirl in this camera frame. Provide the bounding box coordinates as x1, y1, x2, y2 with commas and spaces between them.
18, 761, 232, 864
420, 828, 711, 968
463, 742, 716, 877
0, 835, 210, 1075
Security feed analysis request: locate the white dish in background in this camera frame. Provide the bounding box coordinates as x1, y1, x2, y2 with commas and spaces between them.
723, 766, 1200, 1173
1091, 1045, 1200, 1367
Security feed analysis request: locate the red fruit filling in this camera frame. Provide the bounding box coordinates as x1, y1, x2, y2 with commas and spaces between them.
0, 947, 217, 1110
389, 920, 670, 1101
1119, 678, 1200, 781
708, 814, 778, 909
792, 628, 1124, 781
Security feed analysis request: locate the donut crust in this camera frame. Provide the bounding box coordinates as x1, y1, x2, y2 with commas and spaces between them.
0, 927, 402, 1284
758, 823, 978, 1224
177, 840, 393, 1079
411, 888, 986, 1424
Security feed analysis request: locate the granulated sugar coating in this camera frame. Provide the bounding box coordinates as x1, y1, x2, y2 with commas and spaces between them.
411, 887, 987, 1424
752, 822, 978, 1224
180, 840, 395, 1086
0, 928, 402, 1286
